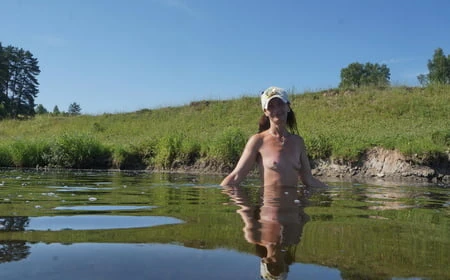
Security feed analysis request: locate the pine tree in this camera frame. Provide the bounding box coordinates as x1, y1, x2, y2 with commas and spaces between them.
2, 45, 40, 118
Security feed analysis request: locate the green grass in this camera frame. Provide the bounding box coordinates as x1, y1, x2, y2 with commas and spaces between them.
0, 85, 448, 169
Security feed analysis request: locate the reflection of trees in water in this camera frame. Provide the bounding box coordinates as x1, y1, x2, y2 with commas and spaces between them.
0, 217, 31, 263
0, 241, 31, 263
0, 216, 29, 231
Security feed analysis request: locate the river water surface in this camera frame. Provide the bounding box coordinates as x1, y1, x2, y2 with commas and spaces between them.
0, 170, 448, 279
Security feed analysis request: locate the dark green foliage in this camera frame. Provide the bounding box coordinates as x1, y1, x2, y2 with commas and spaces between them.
47, 133, 110, 168
339, 62, 390, 89
417, 48, 450, 86
208, 128, 247, 167
0, 145, 12, 166
431, 130, 450, 147
417, 74, 429, 86
52, 105, 61, 115
68, 102, 82, 116
0, 44, 40, 119
423, 48, 450, 85
304, 134, 332, 160
0, 43, 8, 104
35, 104, 48, 115
9, 140, 50, 167
154, 134, 184, 169
111, 145, 147, 170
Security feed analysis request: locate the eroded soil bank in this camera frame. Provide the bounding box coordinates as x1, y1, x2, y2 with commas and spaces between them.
172, 147, 449, 186
310, 147, 450, 185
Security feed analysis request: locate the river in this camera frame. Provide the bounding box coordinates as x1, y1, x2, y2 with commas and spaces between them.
0, 169, 448, 279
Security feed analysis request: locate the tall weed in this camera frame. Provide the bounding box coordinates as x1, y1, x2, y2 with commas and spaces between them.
208, 128, 247, 167
0, 144, 12, 167
154, 134, 184, 169
9, 140, 50, 167
304, 134, 332, 160
49, 132, 110, 168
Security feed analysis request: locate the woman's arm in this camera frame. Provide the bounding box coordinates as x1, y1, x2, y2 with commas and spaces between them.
220, 134, 261, 187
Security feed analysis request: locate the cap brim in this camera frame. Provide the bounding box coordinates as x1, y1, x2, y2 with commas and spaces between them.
263, 96, 288, 110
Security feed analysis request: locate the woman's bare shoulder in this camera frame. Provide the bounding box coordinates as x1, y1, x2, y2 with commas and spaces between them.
251, 131, 268, 140
246, 133, 265, 147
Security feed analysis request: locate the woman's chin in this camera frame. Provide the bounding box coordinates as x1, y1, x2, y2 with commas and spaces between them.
271, 117, 285, 124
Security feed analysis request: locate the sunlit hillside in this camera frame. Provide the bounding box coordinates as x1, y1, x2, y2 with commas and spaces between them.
0, 85, 448, 170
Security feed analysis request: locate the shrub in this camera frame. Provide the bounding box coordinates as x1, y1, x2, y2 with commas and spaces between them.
0, 144, 12, 167
304, 134, 332, 160
112, 144, 148, 170
9, 140, 51, 167
208, 128, 247, 166
48, 132, 110, 168
431, 130, 450, 147
154, 134, 184, 169
178, 140, 201, 166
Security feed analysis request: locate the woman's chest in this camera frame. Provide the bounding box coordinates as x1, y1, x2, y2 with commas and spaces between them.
259, 143, 301, 171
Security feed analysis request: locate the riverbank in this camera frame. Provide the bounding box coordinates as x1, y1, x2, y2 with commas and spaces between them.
310, 147, 450, 185
150, 147, 449, 186
0, 86, 448, 182
15, 146, 449, 186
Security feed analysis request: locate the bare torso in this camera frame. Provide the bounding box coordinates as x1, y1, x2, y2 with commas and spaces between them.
257, 131, 303, 186
220, 127, 325, 188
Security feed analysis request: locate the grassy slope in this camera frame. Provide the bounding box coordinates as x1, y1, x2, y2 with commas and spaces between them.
0, 85, 448, 168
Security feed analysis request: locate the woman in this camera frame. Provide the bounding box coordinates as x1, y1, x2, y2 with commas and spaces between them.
220, 86, 326, 188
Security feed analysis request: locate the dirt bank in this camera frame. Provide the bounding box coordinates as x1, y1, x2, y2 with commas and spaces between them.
310, 147, 450, 185
170, 147, 449, 186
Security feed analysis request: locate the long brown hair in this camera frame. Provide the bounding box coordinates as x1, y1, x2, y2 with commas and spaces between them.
258, 105, 299, 134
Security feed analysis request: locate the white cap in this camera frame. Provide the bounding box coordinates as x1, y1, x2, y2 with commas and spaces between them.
260, 87, 289, 111
260, 261, 288, 280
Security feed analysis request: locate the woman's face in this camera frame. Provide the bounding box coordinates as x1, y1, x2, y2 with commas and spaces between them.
264, 98, 289, 123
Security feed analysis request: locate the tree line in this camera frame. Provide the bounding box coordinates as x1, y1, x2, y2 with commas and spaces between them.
0, 42, 82, 119
1, 41, 449, 120
35, 102, 82, 116
0, 43, 40, 119
339, 48, 450, 89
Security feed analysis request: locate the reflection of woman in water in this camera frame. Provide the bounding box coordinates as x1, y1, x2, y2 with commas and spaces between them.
220, 86, 326, 188
223, 185, 310, 279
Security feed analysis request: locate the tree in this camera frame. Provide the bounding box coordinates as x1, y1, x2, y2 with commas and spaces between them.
35, 104, 48, 115
417, 74, 429, 87
68, 102, 81, 115
339, 63, 364, 88
0, 43, 9, 118
0, 44, 40, 119
0, 43, 7, 94
52, 105, 61, 115
339, 62, 390, 89
425, 48, 450, 85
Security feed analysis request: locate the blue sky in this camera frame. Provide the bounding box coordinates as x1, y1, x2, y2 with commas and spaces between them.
1, 0, 449, 114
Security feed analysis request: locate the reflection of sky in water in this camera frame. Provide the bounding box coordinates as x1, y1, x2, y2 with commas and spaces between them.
47, 186, 114, 191
54, 205, 155, 211
0, 243, 341, 280
26, 215, 183, 231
